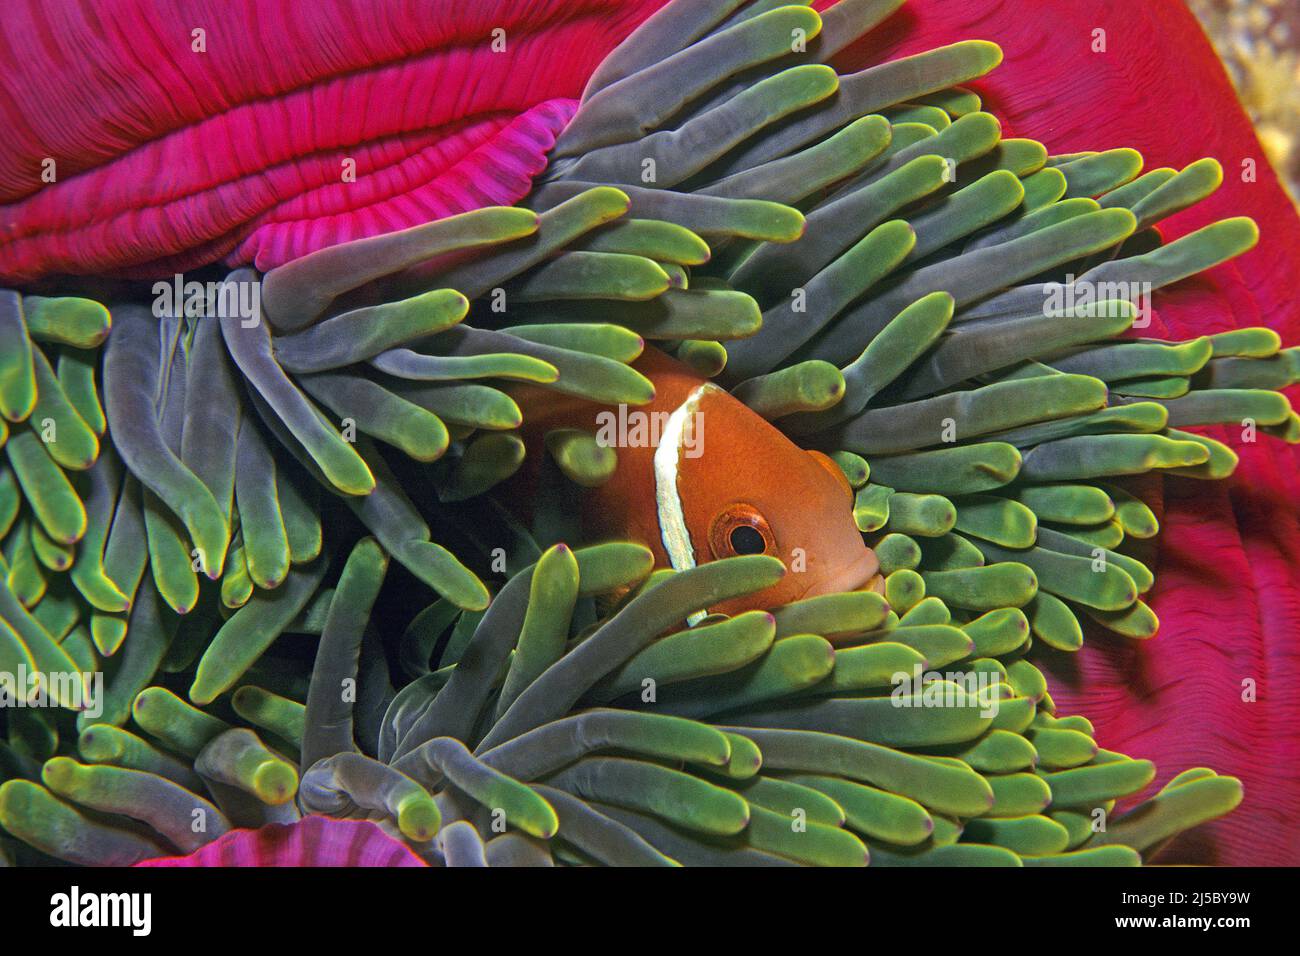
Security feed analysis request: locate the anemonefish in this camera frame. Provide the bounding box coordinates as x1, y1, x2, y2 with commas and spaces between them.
513, 346, 881, 616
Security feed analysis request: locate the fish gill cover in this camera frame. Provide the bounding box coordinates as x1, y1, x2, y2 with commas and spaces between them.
0, 0, 1296, 868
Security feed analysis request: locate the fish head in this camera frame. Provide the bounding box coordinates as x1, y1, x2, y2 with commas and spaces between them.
660, 378, 881, 617
516, 346, 882, 617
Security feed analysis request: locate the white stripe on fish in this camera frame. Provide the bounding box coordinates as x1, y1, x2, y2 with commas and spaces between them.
653, 384, 715, 624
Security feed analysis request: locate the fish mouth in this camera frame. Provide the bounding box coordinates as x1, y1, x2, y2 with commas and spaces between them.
798, 548, 882, 600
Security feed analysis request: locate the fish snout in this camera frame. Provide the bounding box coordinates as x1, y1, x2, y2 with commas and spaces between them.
794, 545, 882, 602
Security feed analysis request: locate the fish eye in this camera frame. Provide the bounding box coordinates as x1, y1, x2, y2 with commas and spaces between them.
729, 525, 766, 555
709, 504, 774, 559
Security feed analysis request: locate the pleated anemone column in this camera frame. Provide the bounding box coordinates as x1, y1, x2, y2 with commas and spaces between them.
0, 0, 669, 282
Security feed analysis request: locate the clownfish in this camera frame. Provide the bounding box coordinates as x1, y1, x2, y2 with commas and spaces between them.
513, 346, 882, 616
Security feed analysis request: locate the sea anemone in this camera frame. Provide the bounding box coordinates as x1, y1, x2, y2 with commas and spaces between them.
0, 0, 1296, 866
0, 0, 664, 282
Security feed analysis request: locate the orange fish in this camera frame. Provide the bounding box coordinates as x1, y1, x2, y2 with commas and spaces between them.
514, 346, 881, 616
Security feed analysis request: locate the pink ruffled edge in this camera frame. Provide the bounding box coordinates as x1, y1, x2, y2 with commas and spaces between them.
226, 98, 575, 274
0, 0, 666, 283
133, 817, 426, 867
